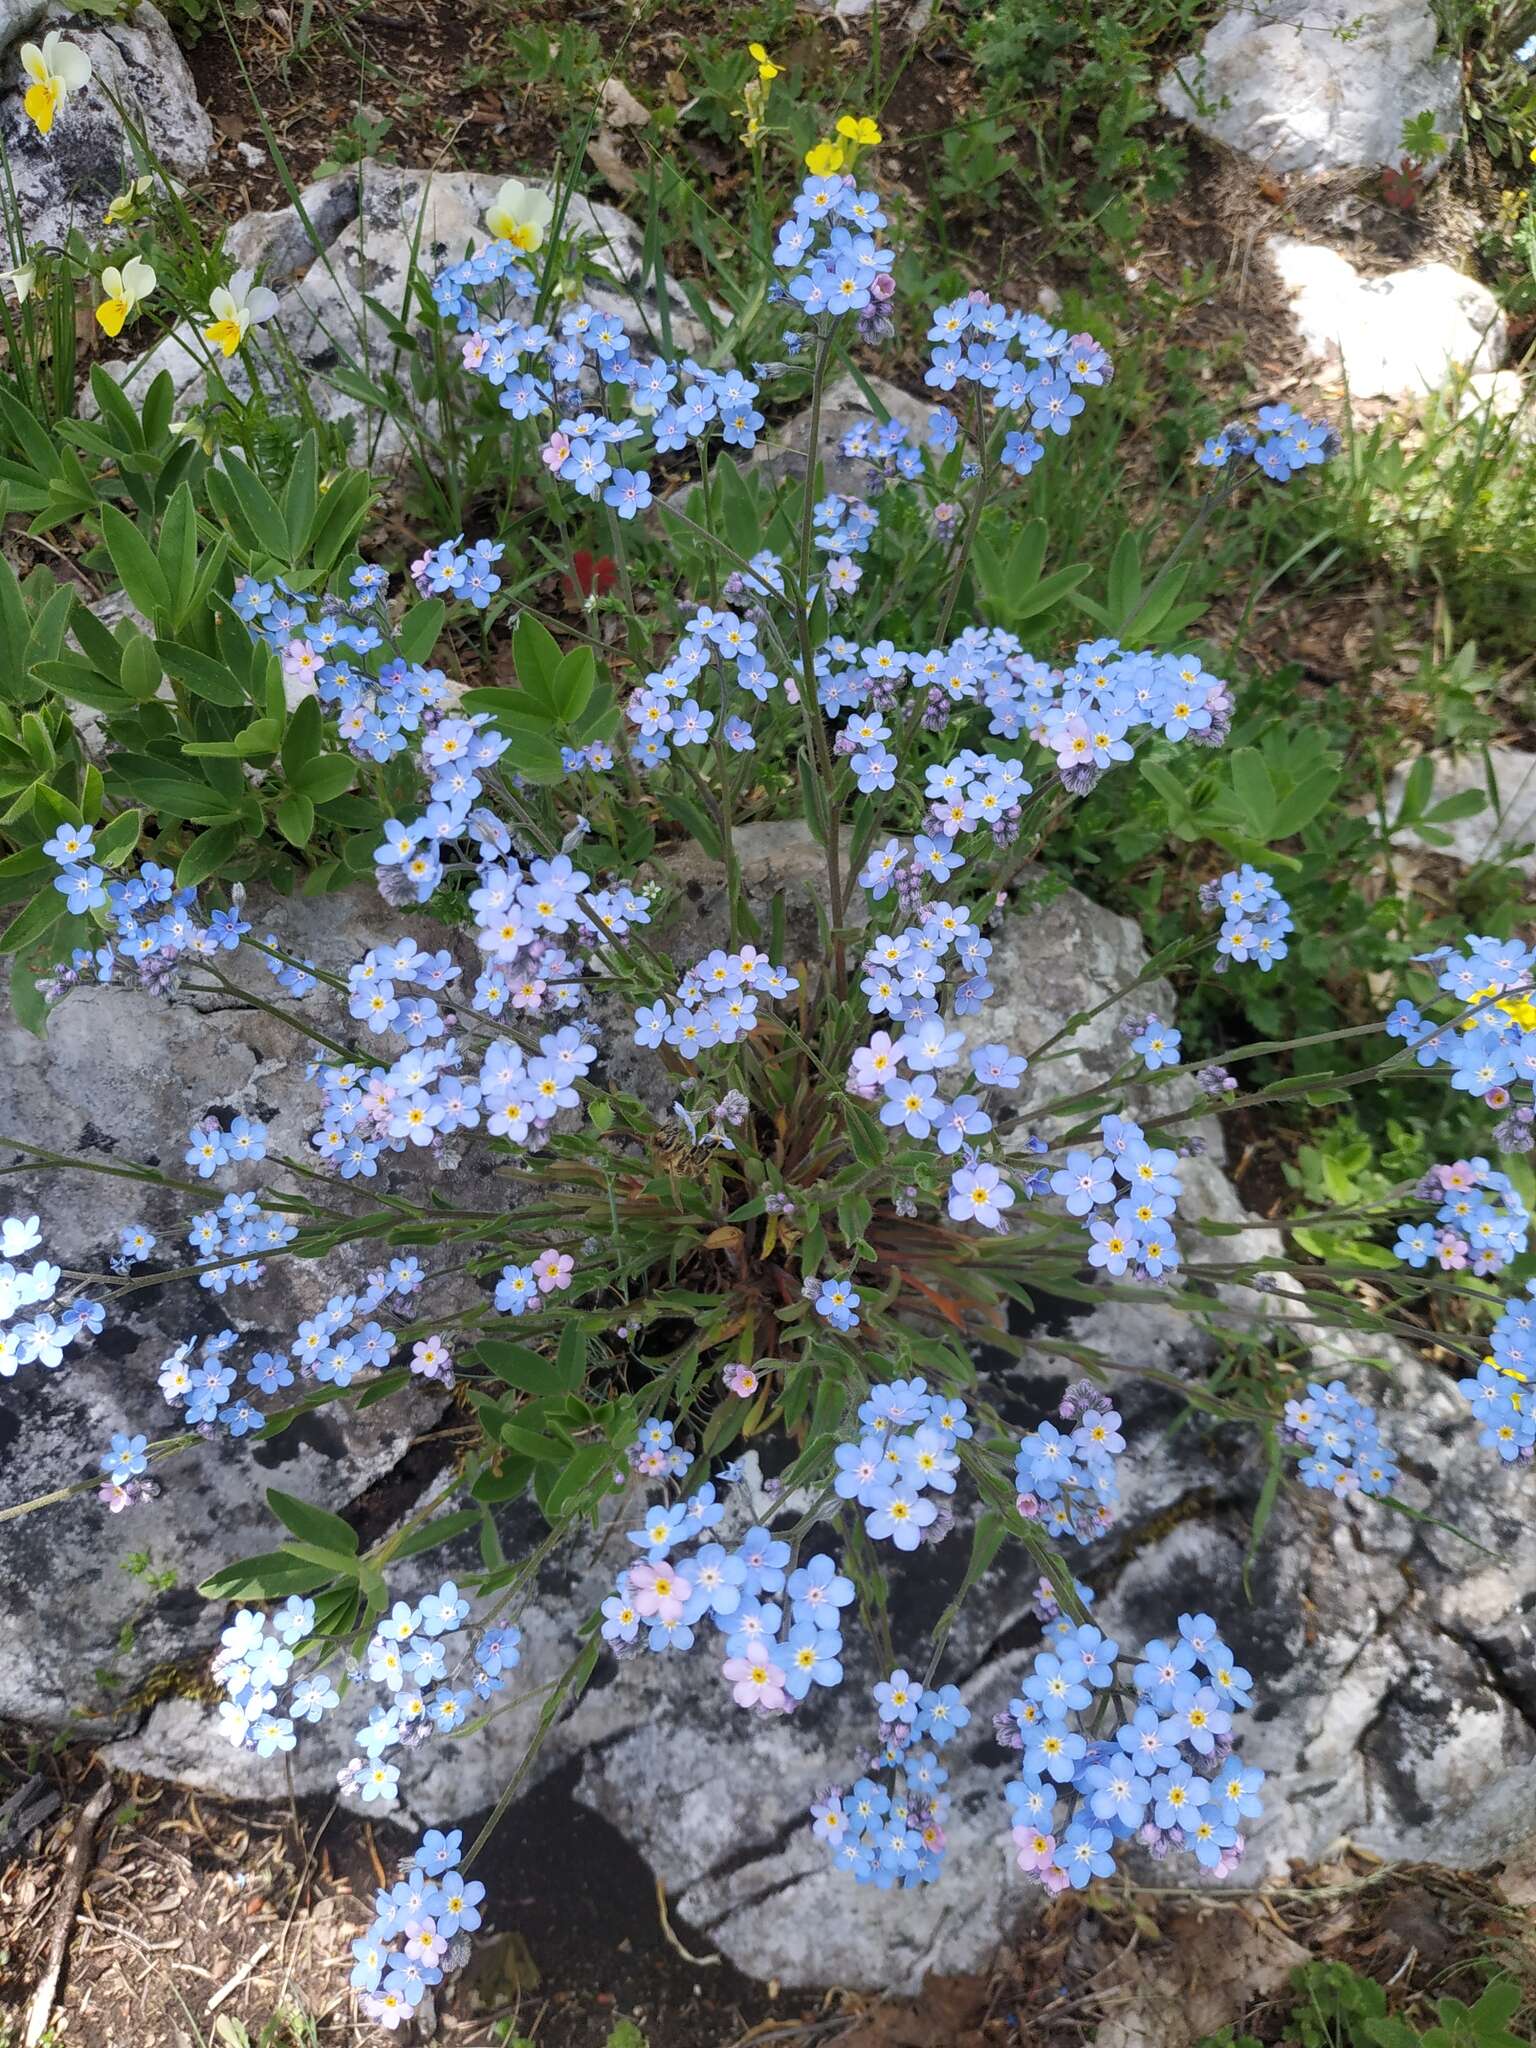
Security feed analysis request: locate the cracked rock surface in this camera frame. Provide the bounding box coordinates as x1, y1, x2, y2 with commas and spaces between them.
90, 844, 1536, 1989
0, 0, 212, 252
0, 891, 449, 1730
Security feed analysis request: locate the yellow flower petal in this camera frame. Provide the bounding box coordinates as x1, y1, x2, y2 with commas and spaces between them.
24, 80, 57, 135
96, 296, 128, 337
204, 317, 243, 357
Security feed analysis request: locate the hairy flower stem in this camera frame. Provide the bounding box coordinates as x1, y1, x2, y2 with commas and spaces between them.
792, 328, 849, 990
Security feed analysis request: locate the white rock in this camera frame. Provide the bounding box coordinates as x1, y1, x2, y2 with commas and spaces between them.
97, 857, 1536, 1990
0, 892, 451, 1730
0, 0, 45, 43
802, 0, 933, 26
1385, 746, 1536, 876
1159, 0, 1460, 176
1454, 370, 1532, 434
750, 371, 930, 496
0, 2, 212, 253
1270, 238, 1505, 397
108, 163, 713, 471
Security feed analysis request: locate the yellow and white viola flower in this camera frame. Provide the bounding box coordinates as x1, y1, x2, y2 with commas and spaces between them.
103, 175, 156, 227
201, 267, 279, 357
484, 178, 554, 253
95, 255, 156, 337
19, 31, 91, 137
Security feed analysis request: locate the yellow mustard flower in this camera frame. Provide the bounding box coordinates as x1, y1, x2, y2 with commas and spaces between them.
748, 40, 780, 81
95, 255, 155, 337
19, 31, 90, 136
835, 113, 882, 146
804, 139, 845, 175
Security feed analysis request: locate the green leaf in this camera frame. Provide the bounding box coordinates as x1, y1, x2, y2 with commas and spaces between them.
539, 1440, 621, 1520
396, 597, 445, 664
0, 550, 30, 669
0, 883, 67, 956
283, 430, 319, 558
266, 1486, 359, 1555
660, 791, 721, 860
207, 451, 290, 561
176, 823, 245, 889
512, 612, 563, 690
275, 790, 315, 845
0, 843, 51, 908
1269, 763, 1340, 838
9, 950, 49, 1036
25, 585, 76, 671
471, 1457, 534, 1504
1229, 747, 1277, 838
118, 630, 163, 702
88, 363, 147, 450
548, 646, 596, 724
159, 482, 199, 626
556, 1317, 587, 1390
141, 368, 174, 447
383, 1507, 482, 1562
499, 1422, 568, 1464
1011, 562, 1090, 620
305, 468, 374, 576
280, 692, 322, 781
19, 711, 55, 772
1105, 529, 1141, 627
27, 662, 127, 714
198, 1551, 336, 1601
93, 809, 143, 866
156, 640, 246, 706
1423, 787, 1486, 824
99, 503, 171, 621
290, 752, 356, 802
477, 1340, 576, 1397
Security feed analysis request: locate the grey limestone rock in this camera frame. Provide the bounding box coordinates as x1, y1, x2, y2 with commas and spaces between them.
0, 2, 212, 254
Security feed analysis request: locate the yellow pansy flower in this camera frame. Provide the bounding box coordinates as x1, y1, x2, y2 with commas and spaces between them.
835, 113, 882, 146
201, 267, 279, 357
19, 31, 91, 136
748, 40, 780, 81
805, 139, 845, 175
95, 255, 156, 337
485, 178, 555, 253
